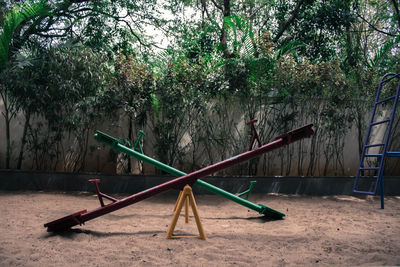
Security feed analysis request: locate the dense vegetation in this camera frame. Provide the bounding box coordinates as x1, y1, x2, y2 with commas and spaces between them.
0, 0, 399, 175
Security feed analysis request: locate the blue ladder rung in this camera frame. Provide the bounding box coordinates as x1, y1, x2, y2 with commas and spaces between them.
359, 167, 379, 170
365, 143, 385, 148
364, 154, 382, 157
370, 119, 390, 126
386, 151, 400, 157
376, 96, 395, 104
353, 190, 376, 195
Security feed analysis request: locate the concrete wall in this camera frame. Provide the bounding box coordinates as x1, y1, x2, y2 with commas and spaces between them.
1, 97, 398, 176
0, 98, 362, 175
0, 170, 399, 196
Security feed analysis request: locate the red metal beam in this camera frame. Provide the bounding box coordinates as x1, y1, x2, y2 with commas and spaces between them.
44, 124, 313, 232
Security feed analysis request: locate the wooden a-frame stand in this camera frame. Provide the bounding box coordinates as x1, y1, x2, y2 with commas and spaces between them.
166, 185, 206, 240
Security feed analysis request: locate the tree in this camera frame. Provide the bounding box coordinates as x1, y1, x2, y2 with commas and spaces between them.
2, 46, 113, 170
0, 0, 160, 169
113, 53, 154, 173
0, 0, 48, 168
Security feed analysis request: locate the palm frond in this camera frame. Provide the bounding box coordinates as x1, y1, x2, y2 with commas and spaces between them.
0, 0, 48, 70
223, 14, 257, 57
275, 41, 305, 60
368, 35, 400, 68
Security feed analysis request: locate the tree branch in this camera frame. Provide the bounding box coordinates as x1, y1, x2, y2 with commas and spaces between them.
273, 0, 308, 42
249, 2, 270, 20
119, 19, 150, 48
34, 31, 70, 38
356, 12, 396, 37
201, 0, 222, 31
209, 0, 223, 11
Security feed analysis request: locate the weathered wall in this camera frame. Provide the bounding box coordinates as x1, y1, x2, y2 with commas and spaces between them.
1, 97, 398, 176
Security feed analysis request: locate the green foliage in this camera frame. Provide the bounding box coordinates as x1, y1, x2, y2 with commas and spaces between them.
277, 0, 356, 61
223, 14, 256, 57
368, 35, 400, 72
114, 53, 154, 126
151, 93, 159, 117
275, 41, 305, 60
1, 0, 400, 175
0, 0, 48, 69
179, 23, 219, 64
151, 53, 210, 168
3, 46, 114, 170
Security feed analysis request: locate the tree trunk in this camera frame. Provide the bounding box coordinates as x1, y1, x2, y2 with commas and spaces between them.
5, 111, 11, 169
1, 90, 15, 169
17, 111, 31, 169
221, 0, 231, 58
78, 129, 90, 172
127, 115, 133, 173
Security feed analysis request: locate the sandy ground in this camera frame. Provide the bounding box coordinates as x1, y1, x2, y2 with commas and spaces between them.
0, 190, 399, 266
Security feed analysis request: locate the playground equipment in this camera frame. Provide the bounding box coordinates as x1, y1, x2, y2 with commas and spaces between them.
44, 124, 313, 232
353, 73, 400, 209
247, 119, 262, 150
93, 132, 286, 218
94, 128, 266, 215
237, 180, 257, 200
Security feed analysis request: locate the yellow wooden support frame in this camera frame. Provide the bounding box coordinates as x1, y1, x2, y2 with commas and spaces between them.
166, 185, 206, 240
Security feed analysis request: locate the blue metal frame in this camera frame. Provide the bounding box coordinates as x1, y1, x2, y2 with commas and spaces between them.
353, 73, 400, 209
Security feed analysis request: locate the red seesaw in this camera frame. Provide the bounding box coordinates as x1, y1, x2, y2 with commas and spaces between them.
44, 124, 314, 232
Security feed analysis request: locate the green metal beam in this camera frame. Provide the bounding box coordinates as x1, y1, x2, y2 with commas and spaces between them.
94, 130, 285, 219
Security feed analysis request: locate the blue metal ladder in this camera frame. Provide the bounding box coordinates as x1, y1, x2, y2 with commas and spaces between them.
353, 73, 400, 209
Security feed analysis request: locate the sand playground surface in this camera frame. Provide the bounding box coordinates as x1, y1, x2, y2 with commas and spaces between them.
0, 190, 399, 266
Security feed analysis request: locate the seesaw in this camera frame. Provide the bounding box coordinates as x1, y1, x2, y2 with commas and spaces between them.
44, 124, 313, 232
92, 122, 281, 217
